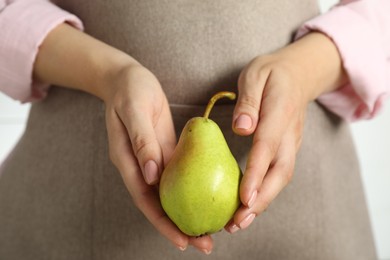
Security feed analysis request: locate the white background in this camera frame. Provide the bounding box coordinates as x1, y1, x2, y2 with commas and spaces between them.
0, 0, 389, 259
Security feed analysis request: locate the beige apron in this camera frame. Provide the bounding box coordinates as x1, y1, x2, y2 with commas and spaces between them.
0, 0, 377, 259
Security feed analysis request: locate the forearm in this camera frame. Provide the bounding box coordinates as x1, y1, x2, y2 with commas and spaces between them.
34, 25, 344, 104
274, 32, 348, 102
33, 23, 137, 101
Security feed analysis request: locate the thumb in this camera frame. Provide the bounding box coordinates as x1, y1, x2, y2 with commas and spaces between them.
233, 68, 269, 136
155, 100, 177, 167
120, 107, 164, 185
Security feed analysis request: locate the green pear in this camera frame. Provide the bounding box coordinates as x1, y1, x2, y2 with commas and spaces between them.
159, 91, 242, 236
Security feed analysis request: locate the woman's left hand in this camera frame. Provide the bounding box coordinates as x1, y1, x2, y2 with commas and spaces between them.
225, 32, 347, 233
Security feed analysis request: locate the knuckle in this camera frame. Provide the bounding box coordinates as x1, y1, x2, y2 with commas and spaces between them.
285, 166, 294, 185
285, 167, 294, 184
275, 160, 295, 185
245, 162, 259, 175
283, 100, 297, 118
253, 138, 279, 158
119, 96, 148, 119
238, 95, 261, 112
239, 68, 260, 87
244, 165, 264, 189
258, 196, 271, 211
122, 101, 139, 118
238, 62, 262, 88
132, 134, 155, 159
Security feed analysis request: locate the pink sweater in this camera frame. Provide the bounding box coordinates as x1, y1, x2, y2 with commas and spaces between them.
0, 0, 389, 122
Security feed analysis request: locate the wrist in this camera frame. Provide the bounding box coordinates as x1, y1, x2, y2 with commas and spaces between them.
93, 51, 139, 103
273, 32, 347, 102
34, 23, 139, 101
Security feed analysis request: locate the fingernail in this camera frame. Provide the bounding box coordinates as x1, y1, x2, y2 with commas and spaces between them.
239, 213, 256, 230
228, 224, 240, 234
144, 160, 158, 184
177, 245, 187, 251
202, 249, 212, 255
235, 114, 252, 130
247, 191, 257, 208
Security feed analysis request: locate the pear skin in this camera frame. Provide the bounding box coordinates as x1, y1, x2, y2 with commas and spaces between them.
159, 92, 242, 236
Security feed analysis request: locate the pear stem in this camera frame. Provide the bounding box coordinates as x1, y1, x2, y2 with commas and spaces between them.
203, 91, 237, 119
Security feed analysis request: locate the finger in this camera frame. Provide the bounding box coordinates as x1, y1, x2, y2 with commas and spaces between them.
239, 80, 296, 208
226, 130, 296, 233
117, 103, 163, 185
232, 62, 271, 135
105, 109, 190, 250
189, 235, 214, 255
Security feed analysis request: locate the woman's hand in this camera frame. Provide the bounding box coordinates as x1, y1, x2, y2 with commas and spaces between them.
102, 63, 213, 254
34, 23, 213, 254
225, 32, 347, 233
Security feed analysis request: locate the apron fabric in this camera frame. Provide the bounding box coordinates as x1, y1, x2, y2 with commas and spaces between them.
0, 0, 377, 259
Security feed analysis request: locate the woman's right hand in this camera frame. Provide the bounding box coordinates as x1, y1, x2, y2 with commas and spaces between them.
33, 23, 213, 254
101, 63, 214, 254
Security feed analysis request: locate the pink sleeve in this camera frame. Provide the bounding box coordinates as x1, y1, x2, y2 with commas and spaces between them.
296, 0, 390, 122
0, 0, 83, 103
